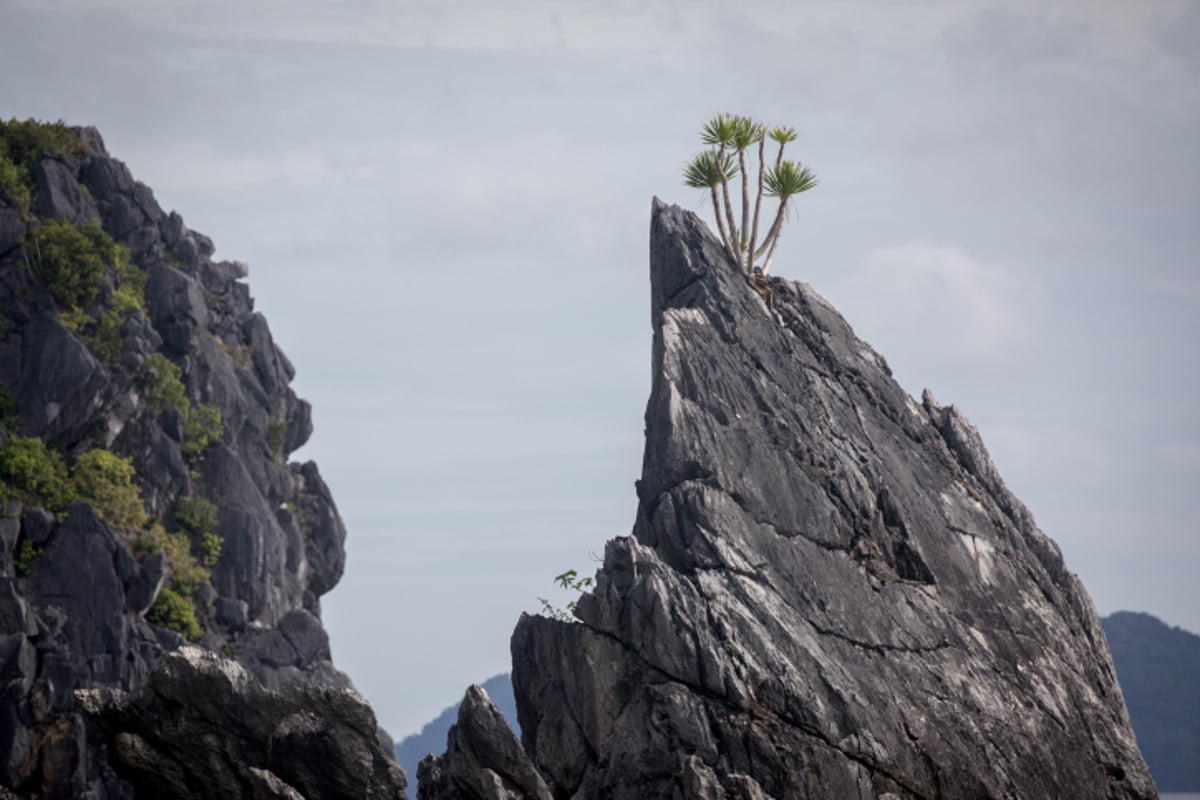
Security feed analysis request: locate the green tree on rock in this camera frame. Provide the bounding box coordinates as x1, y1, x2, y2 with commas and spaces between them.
684, 113, 818, 278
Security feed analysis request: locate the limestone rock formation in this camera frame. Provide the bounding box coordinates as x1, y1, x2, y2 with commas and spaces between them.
441, 199, 1154, 798
0, 124, 394, 797
417, 685, 549, 800
76, 646, 407, 800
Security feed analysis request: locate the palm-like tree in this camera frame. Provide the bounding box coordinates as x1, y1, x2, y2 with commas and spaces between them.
683, 114, 817, 280
683, 150, 739, 265
758, 160, 818, 275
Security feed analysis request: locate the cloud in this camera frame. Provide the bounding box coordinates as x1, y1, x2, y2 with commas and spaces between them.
828, 241, 1044, 369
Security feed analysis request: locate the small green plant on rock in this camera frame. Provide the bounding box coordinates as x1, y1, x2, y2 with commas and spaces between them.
71, 449, 145, 529
182, 405, 222, 464
143, 353, 188, 417
0, 435, 71, 512
683, 113, 818, 277
537, 569, 595, 622
174, 495, 221, 567
15, 540, 44, 576
0, 118, 88, 220
147, 586, 202, 641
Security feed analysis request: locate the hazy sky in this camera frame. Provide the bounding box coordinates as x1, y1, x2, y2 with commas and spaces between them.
2, 0, 1197, 737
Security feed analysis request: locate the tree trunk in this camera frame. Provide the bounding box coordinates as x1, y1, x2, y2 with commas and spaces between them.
748, 136, 766, 274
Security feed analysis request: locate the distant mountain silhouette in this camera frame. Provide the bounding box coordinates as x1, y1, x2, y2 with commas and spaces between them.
1102, 612, 1200, 792
395, 674, 517, 792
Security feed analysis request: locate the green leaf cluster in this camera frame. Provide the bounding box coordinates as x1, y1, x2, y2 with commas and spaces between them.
32, 219, 145, 366
32, 219, 113, 309
684, 113, 818, 277
0, 436, 147, 529
174, 495, 222, 567
0, 436, 71, 512
15, 541, 44, 576
143, 354, 188, 417
0, 118, 87, 219
71, 449, 145, 529
182, 405, 222, 465
537, 568, 595, 622
146, 586, 202, 641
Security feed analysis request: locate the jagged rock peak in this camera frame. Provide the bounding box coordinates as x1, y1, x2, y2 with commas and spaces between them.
77, 646, 408, 799
417, 685, 550, 800
494, 198, 1153, 798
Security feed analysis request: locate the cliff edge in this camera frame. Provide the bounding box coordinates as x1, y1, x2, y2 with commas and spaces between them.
0, 122, 404, 798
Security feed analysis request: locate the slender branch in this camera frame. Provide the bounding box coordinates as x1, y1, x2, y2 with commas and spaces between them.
717, 143, 739, 255
748, 134, 766, 273
755, 199, 785, 260
709, 184, 736, 264
738, 147, 750, 272
761, 199, 790, 275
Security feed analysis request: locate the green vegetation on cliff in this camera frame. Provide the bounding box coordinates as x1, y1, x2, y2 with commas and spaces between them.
0, 118, 87, 219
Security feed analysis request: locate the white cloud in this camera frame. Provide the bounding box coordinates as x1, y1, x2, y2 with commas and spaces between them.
828, 240, 1044, 368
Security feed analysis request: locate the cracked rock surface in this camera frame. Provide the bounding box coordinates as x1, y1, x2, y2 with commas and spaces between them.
76, 646, 407, 800
497, 199, 1155, 798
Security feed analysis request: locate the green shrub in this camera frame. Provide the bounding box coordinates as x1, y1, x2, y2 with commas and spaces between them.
32, 219, 116, 309
174, 495, 222, 566
0, 436, 70, 511
140, 523, 210, 593
146, 586, 202, 641
15, 540, 43, 576
71, 449, 145, 528
266, 418, 287, 458
0, 119, 87, 221
182, 405, 222, 464
34, 219, 143, 366
144, 354, 188, 417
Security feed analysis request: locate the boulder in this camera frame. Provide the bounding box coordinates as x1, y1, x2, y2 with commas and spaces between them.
77, 647, 408, 800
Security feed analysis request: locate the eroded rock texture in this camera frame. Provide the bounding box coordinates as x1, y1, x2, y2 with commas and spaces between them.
0, 128, 387, 798
76, 647, 406, 800
501, 199, 1154, 798
417, 685, 550, 800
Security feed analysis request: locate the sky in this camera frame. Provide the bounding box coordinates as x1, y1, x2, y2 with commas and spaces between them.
2, 0, 1197, 738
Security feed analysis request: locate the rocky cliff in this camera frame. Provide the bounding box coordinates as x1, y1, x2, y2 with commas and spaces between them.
421, 199, 1155, 799
0, 122, 403, 798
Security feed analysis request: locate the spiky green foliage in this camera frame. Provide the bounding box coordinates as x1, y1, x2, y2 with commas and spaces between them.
764, 160, 819, 198
71, 449, 145, 529
683, 113, 818, 278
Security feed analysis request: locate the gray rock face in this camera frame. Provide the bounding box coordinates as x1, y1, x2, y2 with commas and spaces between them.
77, 647, 407, 800
0, 126, 388, 797
417, 686, 550, 800
496, 199, 1154, 798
